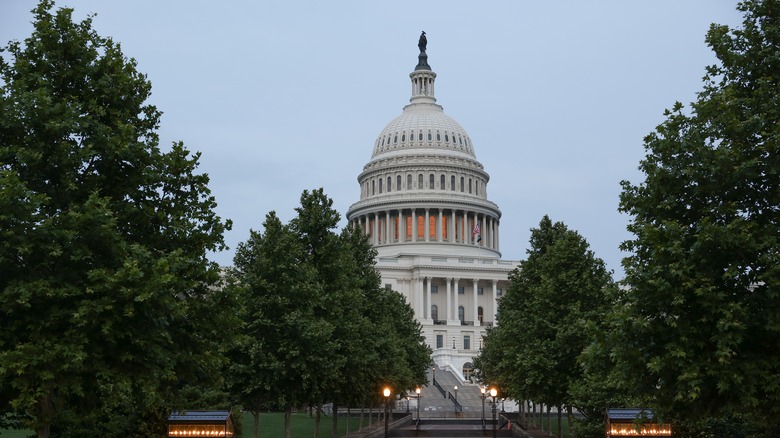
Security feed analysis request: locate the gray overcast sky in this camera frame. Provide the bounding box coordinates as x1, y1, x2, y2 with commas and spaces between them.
1, 1, 744, 279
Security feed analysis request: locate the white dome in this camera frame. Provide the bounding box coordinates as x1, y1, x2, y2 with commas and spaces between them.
371, 103, 476, 160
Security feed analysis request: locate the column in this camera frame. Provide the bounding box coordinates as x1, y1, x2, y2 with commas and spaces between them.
425, 277, 432, 321
399, 209, 404, 242
412, 208, 417, 242
446, 278, 452, 321
450, 209, 456, 243
473, 279, 479, 325
438, 209, 443, 242
372, 213, 379, 245
453, 278, 460, 324
424, 208, 430, 242
480, 214, 488, 246
419, 277, 426, 320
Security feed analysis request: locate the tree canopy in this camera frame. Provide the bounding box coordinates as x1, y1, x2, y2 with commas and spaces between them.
0, 1, 232, 436
614, 0, 780, 429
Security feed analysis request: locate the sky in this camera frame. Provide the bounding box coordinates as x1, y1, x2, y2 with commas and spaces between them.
1, 1, 744, 279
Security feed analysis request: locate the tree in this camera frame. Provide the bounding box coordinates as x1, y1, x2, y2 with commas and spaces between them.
0, 2, 231, 436
615, 0, 780, 429
475, 216, 615, 436
226, 189, 430, 438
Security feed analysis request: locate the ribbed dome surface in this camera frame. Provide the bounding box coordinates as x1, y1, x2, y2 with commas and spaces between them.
371, 102, 477, 161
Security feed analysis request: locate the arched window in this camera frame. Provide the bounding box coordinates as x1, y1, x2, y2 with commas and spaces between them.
397, 175, 402, 191
387, 176, 392, 192
379, 178, 383, 193
428, 131, 432, 141
418, 174, 423, 189
431, 305, 439, 322
475, 180, 479, 196
440, 174, 445, 190
468, 178, 472, 194
407, 174, 412, 190
372, 179, 375, 195
429, 173, 434, 189
460, 177, 464, 192
458, 306, 465, 322
419, 132, 423, 141
436, 132, 441, 141
451, 175, 455, 191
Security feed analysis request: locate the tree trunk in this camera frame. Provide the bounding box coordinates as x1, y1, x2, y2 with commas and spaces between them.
314, 405, 321, 438
251, 407, 261, 438
557, 406, 562, 438
359, 406, 365, 431
37, 389, 53, 438
345, 407, 351, 437
567, 405, 574, 438
284, 405, 292, 438
541, 403, 545, 432
331, 403, 338, 438
547, 404, 552, 437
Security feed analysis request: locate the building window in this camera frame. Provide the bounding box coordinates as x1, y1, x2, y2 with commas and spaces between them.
418, 174, 423, 189
460, 177, 464, 192
397, 175, 402, 191
387, 176, 392, 192
401, 133, 406, 142
497, 288, 503, 296
478, 306, 484, 324
385, 284, 392, 290
458, 287, 465, 295
436, 334, 443, 349
463, 335, 471, 351
440, 174, 445, 190
379, 178, 383, 193
451, 175, 455, 191
419, 132, 423, 141
431, 305, 438, 321
469, 178, 472, 194
431, 285, 438, 294
372, 179, 375, 195
436, 132, 441, 141
458, 306, 464, 321
407, 174, 412, 190
428, 131, 432, 141
477, 287, 484, 295
429, 174, 434, 189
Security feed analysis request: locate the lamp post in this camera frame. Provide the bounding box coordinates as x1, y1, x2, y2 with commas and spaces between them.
415, 387, 421, 428
480, 387, 486, 427
454, 385, 458, 403
383, 387, 391, 438
432, 366, 436, 385
490, 388, 498, 438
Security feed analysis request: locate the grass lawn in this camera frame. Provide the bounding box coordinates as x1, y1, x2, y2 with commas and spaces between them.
241, 412, 371, 438
3, 411, 376, 438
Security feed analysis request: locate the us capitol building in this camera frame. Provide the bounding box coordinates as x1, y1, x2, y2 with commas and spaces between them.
346, 33, 519, 381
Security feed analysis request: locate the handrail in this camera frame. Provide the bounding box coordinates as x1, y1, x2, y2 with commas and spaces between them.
448, 392, 462, 412
433, 379, 446, 398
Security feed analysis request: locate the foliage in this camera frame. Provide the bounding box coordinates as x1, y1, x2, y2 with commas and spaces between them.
0, 1, 232, 436
475, 216, 614, 419
226, 189, 430, 438
614, 0, 780, 428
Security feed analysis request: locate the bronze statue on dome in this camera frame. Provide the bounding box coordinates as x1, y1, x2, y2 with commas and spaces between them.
418, 31, 427, 53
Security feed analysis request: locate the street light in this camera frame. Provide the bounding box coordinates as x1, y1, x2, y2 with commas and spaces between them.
454, 385, 458, 403
415, 387, 421, 429
490, 388, 498, 438
383, 387, 391, 438
432, 366, 436, 385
